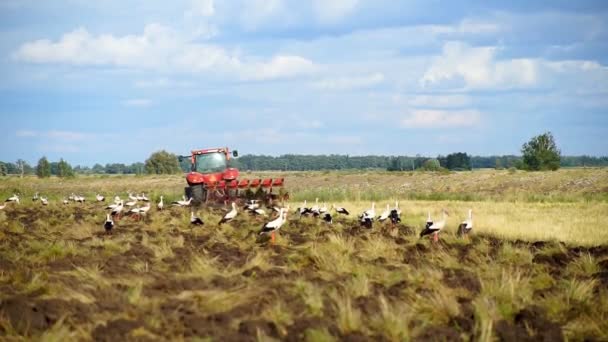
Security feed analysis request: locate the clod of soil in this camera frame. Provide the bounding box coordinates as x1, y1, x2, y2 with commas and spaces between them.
494, 306, 563, 342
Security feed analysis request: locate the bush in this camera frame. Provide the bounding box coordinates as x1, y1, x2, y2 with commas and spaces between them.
418, 159, 445, 172
145, 150, 181, 175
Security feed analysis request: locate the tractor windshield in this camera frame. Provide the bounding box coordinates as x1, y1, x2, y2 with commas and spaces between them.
194, 152, 227, 173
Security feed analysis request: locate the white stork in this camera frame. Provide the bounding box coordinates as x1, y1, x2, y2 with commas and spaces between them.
378, 204, 390, 222
332, 204, 350, 215
172, 197, 192, 207
420, 209, 448, 242
219, 202, 238, 225
5, 194, 19, 204
190, 212, 204, 225
111, 200, 124, 219
157, 196, 164, 211
458, 209, 473, 237
104, 214, 114, 234
96, 194, 105, 202
259, 207, 287, 244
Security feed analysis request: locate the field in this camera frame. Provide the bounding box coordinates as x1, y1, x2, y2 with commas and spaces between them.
1, 169, 608, 341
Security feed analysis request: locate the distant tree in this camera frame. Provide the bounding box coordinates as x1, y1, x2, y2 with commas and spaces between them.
128, 162, 145, 174
57, 158, 75, 178
521, 132, 561, 171
445, 152, 472, 170
145, 150, 181, 174
50, 162, 59, 175
387, 157, 403, 171
92, 163, 105, 174
494, 158, 503, 170
36, 157, 51, 178
0, 162, 6, 176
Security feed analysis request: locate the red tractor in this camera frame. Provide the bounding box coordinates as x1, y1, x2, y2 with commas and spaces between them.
181, 147, 286, 206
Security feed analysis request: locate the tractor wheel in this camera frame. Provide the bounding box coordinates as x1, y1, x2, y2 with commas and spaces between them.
190, 185, 207, 207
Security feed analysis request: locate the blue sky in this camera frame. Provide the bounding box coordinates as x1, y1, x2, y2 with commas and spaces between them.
0, 0, 607, 166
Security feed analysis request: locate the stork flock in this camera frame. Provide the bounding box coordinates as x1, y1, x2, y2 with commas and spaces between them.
2, 192, 473, 243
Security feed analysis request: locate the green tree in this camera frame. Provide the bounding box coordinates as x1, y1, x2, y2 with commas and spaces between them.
57, 158, 75, 178
36, 157, 51, 178
445, 152, 472, 170
419, 158, 442, 171
0, 162, 6, 176
145, 150, 181, 174
521, 132, 561, 171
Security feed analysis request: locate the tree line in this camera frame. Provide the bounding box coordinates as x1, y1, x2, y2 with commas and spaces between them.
1, 133, 606, 176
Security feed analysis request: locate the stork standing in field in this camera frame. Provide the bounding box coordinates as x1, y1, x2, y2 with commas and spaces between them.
378, 204, 390, 222
125, 197, 138, 207
319, 202, 328, 215
244, 200, 260, 212
425, 211, 433, 229
420, 209, 448, 243
389, 201, 401, 225
5, 194, 19, 204
332, 204, 350, 215
297, 200, 309, 217
157, 196, 164, 211
141, 193, 150, 202
63, 199, 69, 205
96, 194, 105, 202
139, 202, 151, 217
359, 202, 376, 228
172, 197, 192, 207
252, 208, 267, 217
190, 212, 204, 225
310, 198, 320, 217
457, 209, 473, 237
41, 197, 49, 206
219, 202, 238, 225
259, 207, 288, 244
104, 214, 114, 234
323, 212, 333, 224
32, 192, 39, 202
111, 200, 124, 219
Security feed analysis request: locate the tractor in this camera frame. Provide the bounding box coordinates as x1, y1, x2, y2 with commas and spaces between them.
180, 147, 286, 206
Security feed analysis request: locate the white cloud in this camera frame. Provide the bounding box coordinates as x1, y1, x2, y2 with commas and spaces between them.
312, 0, 359, 22
420, 41, 538, 89
430, 18, 501, 35
16, 130, 38, 137
46, 130, 87, 141
123, 98, 152, 107
240, 0, 285, 30
242, 55, 316, 81
401, 109, 481, 128
311, 72, 384, 90
13, 24, 316, 81
188, 0, 214, 17
327, 135, 362, 145
16, 129, 91, 142
134, 78, 194, 88
403, 94, 472, 108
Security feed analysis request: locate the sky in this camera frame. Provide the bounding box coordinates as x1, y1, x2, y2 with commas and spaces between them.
0, 0, 607, 166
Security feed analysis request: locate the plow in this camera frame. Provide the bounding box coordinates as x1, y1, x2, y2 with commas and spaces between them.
181, 147, 287, 207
